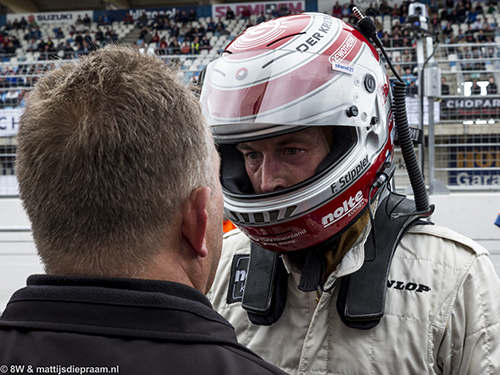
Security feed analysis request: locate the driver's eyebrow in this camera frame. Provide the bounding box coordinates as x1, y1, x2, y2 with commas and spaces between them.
237, 134, 310, 153
236, 143, 253, 152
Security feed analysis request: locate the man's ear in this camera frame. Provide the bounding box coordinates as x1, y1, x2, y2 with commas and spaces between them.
182, 186, 212, 258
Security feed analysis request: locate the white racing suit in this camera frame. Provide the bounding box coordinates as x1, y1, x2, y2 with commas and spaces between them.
208, 224, 500, 375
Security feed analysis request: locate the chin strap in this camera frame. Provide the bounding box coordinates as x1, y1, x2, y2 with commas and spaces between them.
240, 189, 432, 329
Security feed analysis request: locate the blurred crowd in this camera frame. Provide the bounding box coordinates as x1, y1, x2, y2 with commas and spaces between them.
0, 0, 498, 106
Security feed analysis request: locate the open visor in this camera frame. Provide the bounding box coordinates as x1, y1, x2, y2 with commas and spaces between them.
200, 48, 388, 143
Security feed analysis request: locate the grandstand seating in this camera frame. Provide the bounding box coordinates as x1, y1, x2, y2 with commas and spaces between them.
0, 7, 499, 106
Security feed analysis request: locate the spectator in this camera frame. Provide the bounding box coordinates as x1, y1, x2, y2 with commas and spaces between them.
487, 0, 497, 14
138, 12, 148, 28
226, 7, 235, 20
170, 23, 180, 38
241, 6, 251, 20
441, 76, 450, 95
392, 33, 404, 47
54, 27, 64, 39
83, 30, 93, 45
0, 45, 288, 375
257, 12, 267, 24
74, 32, 83, 47
365, 3, 379, 16
62, 41, 74, 58
168, 36, 181, 55
429, 13, 440, 32
75, 17, 85, 33
29, 25, 42, 40
448, 8, 460, 24
4, 40, 16, 55
406, 80, 418, 96
95, 27, 104, 44
105, 29, 118, 43
379, 0, 390, 15
200, 35, 211, 51
155, 15, 166, 30
174, 10, 181, 23
278, 4, 289, 17
124, 12, 133, 25
215, 18, 226, 35
158, 36, 168, 54
456, 1, 467, 23
402, 67, 417, 85
26, 37, 37, 52
19, 17, 28, 30
188, 9, 197, 22
151, 31, 160, 44
471, 79, 482, 95
483, 23, 495, 40
487, 76, 498, 94
464, 24, 476, 42
471, 16, 483, 30
332, 2, 342, 18
341, 4, 351, 19
180, 11, 189, 25
191, 36, 200, 54
206, 18, 216, 32
83, 14, 91, 28
391, 4, 400, 19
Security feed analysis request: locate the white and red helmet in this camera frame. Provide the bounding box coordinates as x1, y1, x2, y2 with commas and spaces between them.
200, 13, 395, 252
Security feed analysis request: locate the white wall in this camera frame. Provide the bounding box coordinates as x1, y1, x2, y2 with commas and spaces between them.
1, 193, 499, 312
0, 198, 43, 313
429, 193, 500, 276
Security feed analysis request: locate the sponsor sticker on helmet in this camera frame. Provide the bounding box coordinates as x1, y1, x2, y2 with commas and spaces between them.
331, 155, 370, 194
331, 62, 354, 75
322, 190, 364, 228
235, 67, 248, 81
328, 34, 357, 64
378, 75, 390, 105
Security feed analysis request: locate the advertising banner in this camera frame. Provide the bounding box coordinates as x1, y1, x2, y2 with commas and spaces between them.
406, 97, 440, 126
106, 6, 197, 23
212, 1, 305, 19
0, 108, 21, 138
7, 11, 92, 25
448, 140, 500, 187
440, 97, 500, 120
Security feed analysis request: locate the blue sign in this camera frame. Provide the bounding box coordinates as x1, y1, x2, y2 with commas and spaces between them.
449, 139, 500, 186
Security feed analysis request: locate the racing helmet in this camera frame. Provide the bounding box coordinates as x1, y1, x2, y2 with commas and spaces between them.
200, 13, 395, 253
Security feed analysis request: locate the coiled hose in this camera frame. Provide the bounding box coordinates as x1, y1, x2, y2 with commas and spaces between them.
353, 7, 430, 214
392, 81, 429, 212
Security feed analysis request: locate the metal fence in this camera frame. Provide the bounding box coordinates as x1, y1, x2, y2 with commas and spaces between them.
1, 41, 500, 195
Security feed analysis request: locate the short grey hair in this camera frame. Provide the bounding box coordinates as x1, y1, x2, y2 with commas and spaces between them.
16, 45, 216, 277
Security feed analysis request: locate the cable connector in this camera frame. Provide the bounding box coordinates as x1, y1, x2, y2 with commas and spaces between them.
352, 7, 383, 48
372, 162, 396, 189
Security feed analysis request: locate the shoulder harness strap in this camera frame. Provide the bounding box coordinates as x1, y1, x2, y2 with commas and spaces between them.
336, 191, 430, 329
240, 190, 431, 328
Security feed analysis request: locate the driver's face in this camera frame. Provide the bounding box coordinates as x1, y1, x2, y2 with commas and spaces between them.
237, 128, 330, 194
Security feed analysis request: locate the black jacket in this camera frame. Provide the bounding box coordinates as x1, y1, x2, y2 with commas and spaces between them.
0, 275, 288, 375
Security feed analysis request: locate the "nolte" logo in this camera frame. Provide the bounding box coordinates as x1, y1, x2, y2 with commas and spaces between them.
322, 191, 363, 228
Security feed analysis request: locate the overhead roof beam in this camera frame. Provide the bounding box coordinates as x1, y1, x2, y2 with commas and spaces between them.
109, 0, 130, 9
0, 0, 38, 13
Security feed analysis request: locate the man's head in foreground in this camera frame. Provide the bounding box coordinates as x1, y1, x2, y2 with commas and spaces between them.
16, 45, 223, 293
